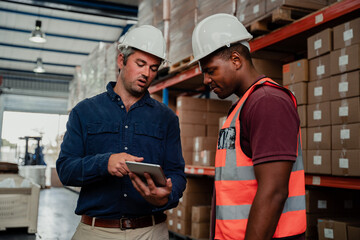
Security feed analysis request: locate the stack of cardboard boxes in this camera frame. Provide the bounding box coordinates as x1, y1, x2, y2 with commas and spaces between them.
167, 178, 213, 237
282, 59, 309, 169
177, 96, 232, 167
306, 188, 360, 239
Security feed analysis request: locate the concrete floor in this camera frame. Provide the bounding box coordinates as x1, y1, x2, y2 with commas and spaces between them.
0, 187, 80, 240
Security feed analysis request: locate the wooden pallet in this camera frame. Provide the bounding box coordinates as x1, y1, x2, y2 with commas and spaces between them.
169, 55, 195, 74
247, 6, 314, 36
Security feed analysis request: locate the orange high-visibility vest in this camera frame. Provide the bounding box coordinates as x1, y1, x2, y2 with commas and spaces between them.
215, 78, 306, 240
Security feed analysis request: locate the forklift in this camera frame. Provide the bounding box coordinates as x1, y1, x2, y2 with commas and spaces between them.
19, 136, 45, 165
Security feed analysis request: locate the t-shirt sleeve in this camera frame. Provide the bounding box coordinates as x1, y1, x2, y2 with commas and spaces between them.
243, 87, 300, 165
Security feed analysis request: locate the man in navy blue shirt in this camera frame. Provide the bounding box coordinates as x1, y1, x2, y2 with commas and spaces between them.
57, 25, 186, 240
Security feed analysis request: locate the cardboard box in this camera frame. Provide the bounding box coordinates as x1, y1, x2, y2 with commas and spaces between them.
178, 110, 207, 124
306, 189, 337, 213
330, 44, 360, 75
332, 123, 360, 150
266, 0, 327, 13
192, 205, 211, 223
219, 116, 227, 129
207, 99, 232, 113
307, 28, 332, 60
207, 112, 228, 126
309, 54, 331, 81
184, 178, 213, 194
182, 151, 193, 165
207, 125, 220, 137
51, 167, 62, 187
348, 225, 360, 240
176, 219, 192, 235
252, 58, 283, 79
237, 0, 265, 25
301, 127, 307, 150
333, 17, 360, 50
306, 150, 331, 174
176, 96, 207, 112
302, 148, 307, 173
332, 150, 360, 177
307, 126, 331, 150
286, 82, 308, 105
298, 105, 307, 127
167, 216, 176, 232
307, 102, 331, 127
191, 222, 210, 239
181, 137, 194, 152
200, 150, 216, 167
307, 78, 331, 104
180, 123, 206, 137
330, 70, 360, 100
318, 219, 360, 240
306, 213, 334, 239
331, 97, 360, 125
193, 136, 218, 152
176, 205, 192, 220
283, 59, 309, 85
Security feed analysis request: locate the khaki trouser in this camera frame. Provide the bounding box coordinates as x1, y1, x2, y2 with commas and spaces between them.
72, 222, 169, 240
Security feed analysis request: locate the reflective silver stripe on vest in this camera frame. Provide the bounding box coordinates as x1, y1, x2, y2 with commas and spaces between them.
216, 195, 305, 220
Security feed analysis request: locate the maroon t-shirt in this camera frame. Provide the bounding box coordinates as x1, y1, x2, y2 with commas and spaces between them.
210, 79, 305, 240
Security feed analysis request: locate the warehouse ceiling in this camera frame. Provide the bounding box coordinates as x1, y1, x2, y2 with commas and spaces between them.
0, 0, 138, 78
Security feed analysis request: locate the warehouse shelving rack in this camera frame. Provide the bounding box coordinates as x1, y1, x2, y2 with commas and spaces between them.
150, 0, 360, 190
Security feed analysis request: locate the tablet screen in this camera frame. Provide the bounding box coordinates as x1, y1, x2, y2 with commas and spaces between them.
126, 161, 167, 187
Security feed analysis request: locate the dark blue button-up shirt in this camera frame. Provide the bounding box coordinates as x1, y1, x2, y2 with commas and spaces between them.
57, 82, 186, 219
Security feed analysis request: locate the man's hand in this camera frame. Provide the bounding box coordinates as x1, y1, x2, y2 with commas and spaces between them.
129, 172, 172, 207
108, 153, 143, 177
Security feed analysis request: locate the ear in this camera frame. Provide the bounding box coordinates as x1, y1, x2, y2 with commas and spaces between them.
117, 53, 124, 69
230, 51, 243, 70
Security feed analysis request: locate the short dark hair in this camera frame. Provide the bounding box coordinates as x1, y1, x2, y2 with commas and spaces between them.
212, 42, 253, 66
118, 46, 135, 65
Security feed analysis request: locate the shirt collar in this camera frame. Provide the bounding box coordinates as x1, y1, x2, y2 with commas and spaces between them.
106, 81, 155, 107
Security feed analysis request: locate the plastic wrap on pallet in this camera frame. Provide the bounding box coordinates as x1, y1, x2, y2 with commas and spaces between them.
196, 0, 236, 23
153, 0, 164, 28
169, 0, 196, 65
105, 42, 119, 86
138, 0, 154, 26
67, 66, 82, 110
237, 0, 266, 26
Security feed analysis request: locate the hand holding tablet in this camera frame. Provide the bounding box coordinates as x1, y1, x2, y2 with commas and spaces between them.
125, 161, 167, 187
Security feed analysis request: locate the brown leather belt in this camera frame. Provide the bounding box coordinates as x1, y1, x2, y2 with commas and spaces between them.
81, 213, 167, 230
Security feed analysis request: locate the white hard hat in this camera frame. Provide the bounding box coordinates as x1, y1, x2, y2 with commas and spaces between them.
190, 13, 253, 64
118, 25, 167, 62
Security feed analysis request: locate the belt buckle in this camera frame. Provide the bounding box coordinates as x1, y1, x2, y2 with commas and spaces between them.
119, 217, 131, 230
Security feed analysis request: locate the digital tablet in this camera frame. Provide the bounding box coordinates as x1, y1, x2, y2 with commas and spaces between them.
125, 161, 167, 187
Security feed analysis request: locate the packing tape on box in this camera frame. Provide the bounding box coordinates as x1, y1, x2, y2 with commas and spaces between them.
343, 22, 352, 47
339, 73, 349, 98
339, 100, 349, 117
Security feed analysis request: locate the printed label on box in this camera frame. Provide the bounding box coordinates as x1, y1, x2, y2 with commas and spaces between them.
313, 110, 322, 120
313, 155, 322, 165
338, 82, 349, 93
340, 129, 350, 140
324, 228, 334, 239
169, 209, 173, 214
314, 39, 322, 50
339, 55, 349, 66
312, 176, 321, 185
318, 200, 327, 209
253, 4, 259, 14
339, 158, 349, 169
177, 223, 181, 230
317, 65, 325, 76
177, 210, 182, 217
343, 29, 353, 42
314, 86, 323, 97
194, 154, 200, 163
313, 133, 322, 142
315, 14, 323, 24
179, 197, 183, 203
339, 106, 349, 117
169, 219, 173, 226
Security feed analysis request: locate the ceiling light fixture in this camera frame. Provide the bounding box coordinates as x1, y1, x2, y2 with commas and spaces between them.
33, 58, 46, 73
29, 20, 47, 43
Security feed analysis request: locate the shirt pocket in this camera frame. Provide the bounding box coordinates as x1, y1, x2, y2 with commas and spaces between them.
86, 122, 120, 155
133, 122, 164, 163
